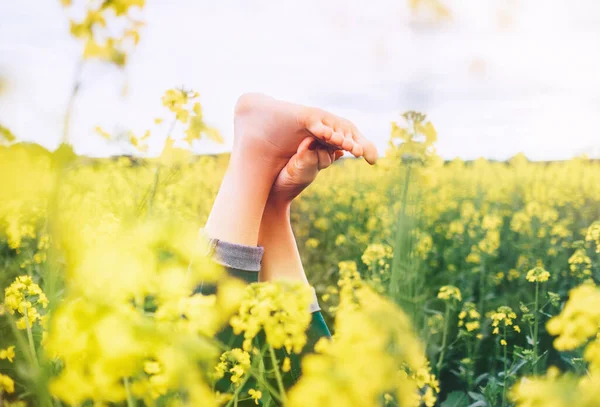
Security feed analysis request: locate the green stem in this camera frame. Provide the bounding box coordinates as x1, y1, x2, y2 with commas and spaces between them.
124, 377, 135, 407
62, 60, 83, 145
436, 304, 451, 373
478, 258, 486, 317
269, 345, 287, 404
391, 163, 412, 303
24, 312, 39, 366
502, 326, 508, 407
533, 281, 540, 375
224, 373, 252, 407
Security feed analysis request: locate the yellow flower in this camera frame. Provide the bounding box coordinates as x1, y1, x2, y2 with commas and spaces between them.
229, 282, 312, 354
3, 275, 48, 330
305, 238, 319, 249
282, 357, 291, 373
248, 389, 262, 405
547, 284, 600, 351
0, 346, 15, 363
437, 285, 462, 302
214, 348, 251, 386
526, 266, 551, 283
0, 373, 15, 394
586, 221, 600, 253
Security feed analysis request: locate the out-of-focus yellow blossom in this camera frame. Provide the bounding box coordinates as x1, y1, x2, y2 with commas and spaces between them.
586, 221, 600, 252
526, 267, 551, 283
568, 245, 592, 279
437, 285, 462, 302
0, 373, 15, 394
361, 243, 393, 273
546, 284, 600, 351
0, 346, 15, 363
389, 111, 437, 161
288, 263, 437, 407
335, 234, 347, 246
415, 232, 433, 259
247, 388, 262, 405
94, 126, 111, 140
305, 238, 319, 249
63, 0, 144, 66
44, 221, 224, 407
230, 282, 312, 353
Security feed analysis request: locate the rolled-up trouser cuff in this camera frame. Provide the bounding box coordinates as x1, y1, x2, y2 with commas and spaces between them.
211, 238, 264, 272
199, 229, 263, 272
200, 230, 320, 311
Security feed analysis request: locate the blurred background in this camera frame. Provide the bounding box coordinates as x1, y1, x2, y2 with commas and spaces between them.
1, 0, 599, 160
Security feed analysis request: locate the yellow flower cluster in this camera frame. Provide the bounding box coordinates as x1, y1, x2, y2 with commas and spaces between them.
230, 281, 313, 353
214, 348, 251, 386
437, 285, 462, 302
3, 275, 48, 330
288, 263, 437, 407
526, 267, 551, 283
161, 89, 222, 147
43, 221, 233, 407
62, 0, 145, 66
0, 346, 15, 363
587, 221, 600, 252
458, 302, 481, 333
512, 284, 600, 407
546, 284, 600, 351
0, 373, 15, 394
361, 243, 393, 273
489, 306, 520, 337
568, 246, 593, 279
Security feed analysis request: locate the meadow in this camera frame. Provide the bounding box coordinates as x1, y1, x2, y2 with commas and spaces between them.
2, 1, 600, 406
1, 117, 600, 406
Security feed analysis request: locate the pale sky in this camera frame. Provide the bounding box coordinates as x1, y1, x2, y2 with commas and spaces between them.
1, 0, 599, 160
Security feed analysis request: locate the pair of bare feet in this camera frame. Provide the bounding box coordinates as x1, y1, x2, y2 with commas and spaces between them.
204, 93, 377, 283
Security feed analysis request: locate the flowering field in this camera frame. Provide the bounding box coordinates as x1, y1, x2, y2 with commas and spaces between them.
2, 120, 600, 406
2, 1, 600, 406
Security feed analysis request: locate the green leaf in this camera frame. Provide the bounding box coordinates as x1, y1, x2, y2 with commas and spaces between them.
442, 391, 470, 407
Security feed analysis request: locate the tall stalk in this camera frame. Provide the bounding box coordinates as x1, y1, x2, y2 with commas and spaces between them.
62, 60, 83, 145
269, 345, 287, 405
502, 326, 508, 407
533, 281, 540, 374
391, 163, 413, 306
436, 303, 451, 373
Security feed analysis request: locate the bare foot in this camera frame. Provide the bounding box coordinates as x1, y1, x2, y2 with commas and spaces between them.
233, 93, 378, 165
268, 137, 342, 206
258, 138, 341, 283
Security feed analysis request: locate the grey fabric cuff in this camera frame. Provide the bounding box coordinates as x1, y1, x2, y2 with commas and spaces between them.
199, 230, 263, 272
198, 229, 320, 311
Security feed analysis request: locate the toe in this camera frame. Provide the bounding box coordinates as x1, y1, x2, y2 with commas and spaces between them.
317, 148, 332, 170
297, 136, 315, 155
351, 143, 364, 158
307, 122, 333, 141
329, 130, 345, 146
352, 129, 378, 164
341, 133, 355, 151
